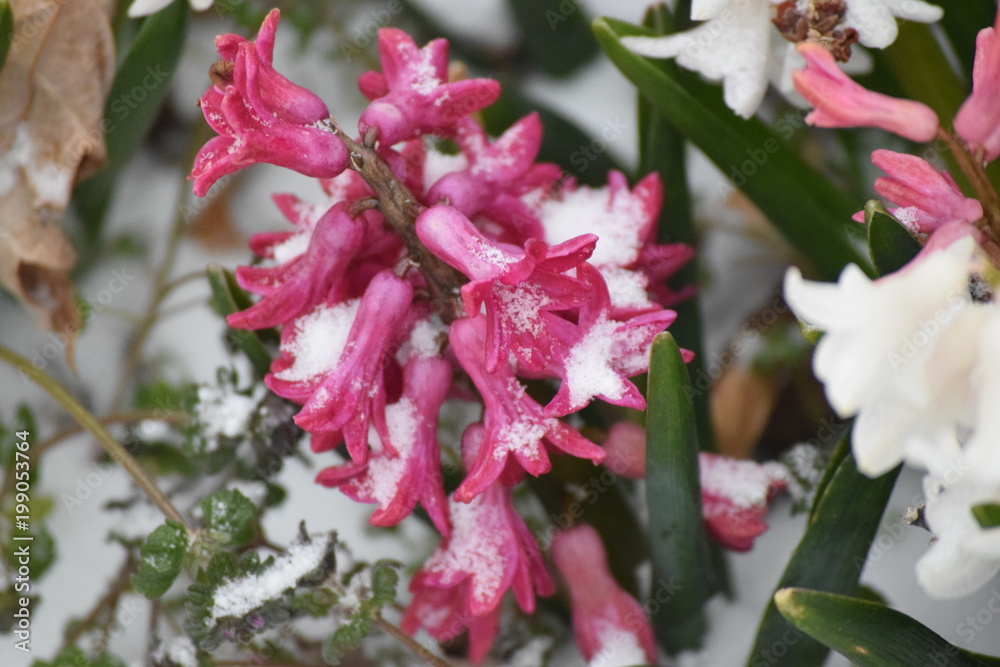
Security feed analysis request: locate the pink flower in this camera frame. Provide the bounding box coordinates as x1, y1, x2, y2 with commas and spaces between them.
956, 11, 1000, 161
853, 150, 983, 233
600, 422, 647, 480
227, 202, 367, 330
266, 271, 414, 462
793, 42, 939, 143
700, 453, 787, 552
449, 316, 605, 502
190, 10, 348, 196
416, 204, 597, 373
427, 114, 562, 240
315, 356, 452, 536
552, 524, 657, 666
538, 171, 695, 314
401, 425, 554, 663
544, 263, 680, 417
357, 29, 501, 146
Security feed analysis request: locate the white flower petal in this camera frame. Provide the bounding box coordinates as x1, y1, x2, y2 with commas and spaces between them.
127, 0, 173, 17
844, 0, 943, 49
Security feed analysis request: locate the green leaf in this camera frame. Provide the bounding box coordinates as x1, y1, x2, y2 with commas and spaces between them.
73, 0, 188, 246
636, 3, 715, 454
775, 588, 1000, 666
505, 0, 598, 77
132, 520, 189, 599
972, 503, 1000, 529
865, 201, 922, 277
593, 17, 872, 280
645, 332, 714, 652
370, 559, 401, 607
206, 265, 274, 379
0, 0, 13, 72
746, 432, 901, 667
200, 489, 257, 548
938, 1, 996, 79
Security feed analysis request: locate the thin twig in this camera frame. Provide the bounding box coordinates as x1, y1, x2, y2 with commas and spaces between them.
0, 346, 189, 529
374, 614, 455, 667
33, 410, 191, 458
937, 127, 1000, 238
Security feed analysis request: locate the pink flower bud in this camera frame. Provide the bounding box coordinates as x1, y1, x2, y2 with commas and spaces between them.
794, 42, 939, 143
552, 524, 657, 665
955, 13, 1000, 161
699, 453, 787, 552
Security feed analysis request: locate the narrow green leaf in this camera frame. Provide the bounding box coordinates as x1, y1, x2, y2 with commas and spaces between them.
776, 588, 1000, 666
201, 489, 257, 548
865, 201, 922, 277
938, 2, 996, 87
0, 0, 13, 72
206, 265, 273, 379
593, 17, 872, 280
645, 332, 714, 652
132, 520, 189, 599
637, 3, 714, 454
505, 0, 598, 77
746, 430, 901, 667
972, 503, 1000, 529
73, 1, 188, 245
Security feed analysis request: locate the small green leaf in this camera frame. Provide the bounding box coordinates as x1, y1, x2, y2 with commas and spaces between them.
370, 560, 401, 607
206, 265, 274, 379
593, 17, 872, 280
972, 503, 1000, 529
200, 489, 257, 548
645, 332, 714, 652
865, 201, 922, 276
776, 588, 1000, 666
0, 0, 13, 72
746, 432, 901, 667
132, 520, 189, 599
505, 0, 598, 77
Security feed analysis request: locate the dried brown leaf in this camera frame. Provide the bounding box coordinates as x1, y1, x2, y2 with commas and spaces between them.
0, 0, 115, 364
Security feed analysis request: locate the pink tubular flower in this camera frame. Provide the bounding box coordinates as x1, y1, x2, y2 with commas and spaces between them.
401, 425, 554, 663
700, 453, 788, 552
956, 11, 1000, 161
544, 263, 680, 417
416, 204, 597, 373
793, 42, 939, 143
315, 356, 452, 536
552, 524, 656, 666
357, 29, 501, 146
227, 202, 367, 330
427, 115, 562, 239
449, 316, 605, 502
190, 10, 348, 196
539, 171, 695, 314
855, 150, 983, 233
267, 271, 414, 462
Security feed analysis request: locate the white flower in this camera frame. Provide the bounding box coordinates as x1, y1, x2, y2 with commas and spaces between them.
622, 0, 778, 118
783, 236, 979, 476
843, 0, 943, 49
621, 0, 943, 118
916, 472, 1000, 599
127, 0, 212, 19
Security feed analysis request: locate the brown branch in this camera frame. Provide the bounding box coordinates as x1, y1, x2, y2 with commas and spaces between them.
330, 122, 466, 322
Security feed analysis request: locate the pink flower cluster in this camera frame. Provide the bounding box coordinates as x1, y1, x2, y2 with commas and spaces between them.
794, 24, 1000, 244
190, 11, 775, 662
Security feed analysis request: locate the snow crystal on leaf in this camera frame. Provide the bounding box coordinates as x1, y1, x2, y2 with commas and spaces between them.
210, 533, 333, 621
